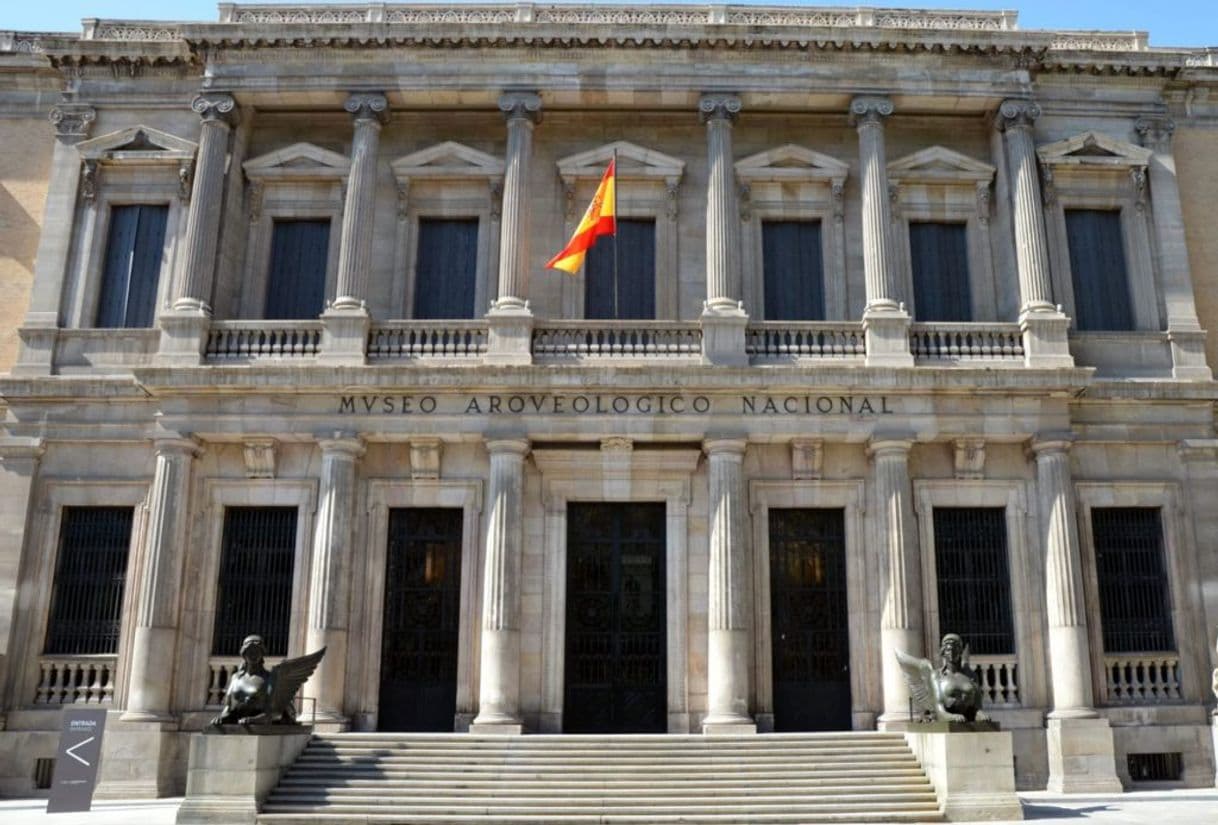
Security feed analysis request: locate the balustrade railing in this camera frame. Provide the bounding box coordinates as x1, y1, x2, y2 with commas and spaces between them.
1103, 653, 1182, 705
971, 655, 1020, 707
205, 321, 323, 361
533, 321, 701, 360
33, 656, 115, 705
368, 321, 488, 360
745, 322, 865, 362
909, 323, 1024, 362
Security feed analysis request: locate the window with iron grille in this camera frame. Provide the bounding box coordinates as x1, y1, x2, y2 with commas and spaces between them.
212, 507, 298, 657
1092, 507, 1175, 653
44, 507, 134, 655
932, 507, 1015, 655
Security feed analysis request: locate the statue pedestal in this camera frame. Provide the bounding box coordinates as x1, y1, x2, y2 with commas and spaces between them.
904, 729, 1023, 821
175, 726, 311, 825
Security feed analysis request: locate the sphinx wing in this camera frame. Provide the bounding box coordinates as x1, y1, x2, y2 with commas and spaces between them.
895, 649, 936, 714
268, 647, 326, 717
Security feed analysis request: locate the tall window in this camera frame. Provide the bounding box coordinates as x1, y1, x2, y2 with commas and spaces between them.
413, 218, 478, 319
44, 507, 134, 655
909, 222, 971, 322
1092, 507, 1175, 653
933, 507, 1014, 655
762, 220, 825, 321
96, 204, 168, 328
1065, 209, 1134, 331
265, 219, 329, 320
585, 218, 655, 320
212, 507, 297, 657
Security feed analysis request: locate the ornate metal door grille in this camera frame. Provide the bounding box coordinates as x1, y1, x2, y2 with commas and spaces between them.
565, 503, 667, 733
932, 507, 1015, 655
768, 508, 851, 731
45, 507, 134, 655
379, 507, 463, 731
1092, 507, 1175, 653
212, 507, 298, 656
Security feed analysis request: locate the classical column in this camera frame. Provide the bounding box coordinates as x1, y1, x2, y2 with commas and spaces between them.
996, 99, 1073, 368
15, 104, 95, 374
868, 437, 923, 726
301, 436, 364, 726
472, 438, 530, 733
1136, 116, 1211, 379
158, 93, 238, 364
484, 92, 541, 365
851, 96, 912, 367
1031, 436, 1121, 792
703, 438, 755, 733
699, 94, 749, 366
123, 437, 199, 720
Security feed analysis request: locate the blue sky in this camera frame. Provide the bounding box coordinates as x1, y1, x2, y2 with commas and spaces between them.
5, 1, 1216, 47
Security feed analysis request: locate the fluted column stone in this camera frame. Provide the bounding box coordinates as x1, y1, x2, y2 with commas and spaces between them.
703, 438, 755, 733
699, 94, 749, 366
301, 436, 364, 727
472, 438, 529, 732
868, 437, 923, 726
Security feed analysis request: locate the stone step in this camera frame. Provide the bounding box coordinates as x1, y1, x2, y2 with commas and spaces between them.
292, 751, 918, 763
260, 800, 943, 816
307, 734, 907, 749
267, 789, 936, 804
259, 813, 942, 825
282, 761, 923, 777
275, 774, 931, 789
303, 745, 915, 758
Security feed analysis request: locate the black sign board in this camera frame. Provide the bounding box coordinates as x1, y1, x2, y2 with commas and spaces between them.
46, 708, 107, 814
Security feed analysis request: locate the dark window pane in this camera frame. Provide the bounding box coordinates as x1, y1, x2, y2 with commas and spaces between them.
1065, 209, 1134, 331
265, 219, 329, 320
933, 507, 1014, 655
585, 218, 655, 320
45, 507, 134, 655
212, 507, 298, 657
96, 204, 168, 328
910, 222, 972, 322
1092, 507, 1174, 653
413, 218, 478, 319
762, 220, 825, 321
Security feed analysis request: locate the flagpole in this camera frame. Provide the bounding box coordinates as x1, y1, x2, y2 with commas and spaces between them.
612, 146, 619, 321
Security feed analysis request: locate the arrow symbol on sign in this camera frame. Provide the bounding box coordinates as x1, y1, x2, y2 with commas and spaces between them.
65, 737, 95, 766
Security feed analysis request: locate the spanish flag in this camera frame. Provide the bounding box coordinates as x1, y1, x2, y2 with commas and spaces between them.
546, 159, 616, 274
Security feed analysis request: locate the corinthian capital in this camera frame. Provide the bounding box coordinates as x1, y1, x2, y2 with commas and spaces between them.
49, 104, 96, 139
345, 92, 389, 125
699, 93, 742, 124
1135, 115, 1175, 153
849, 96, 894, 127
996, 98, 1040, 132
498, 91, 542, 124
191, 93, 238, 126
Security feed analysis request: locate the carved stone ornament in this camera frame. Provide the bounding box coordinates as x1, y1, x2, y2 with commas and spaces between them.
738, 183, 752, 222
975, 182, 992, 226
345, 92, 389, 125
178, 159, 194, 202
953, 438, 986, 479
409, 438, 443, 481
699, 94, 742, 124
1040, 165, 1057, 208
242, 438, 277, 479
191, 93, 238, 126
849, 96, 894, 127
832, 181, 845, 224
49, 104, 96, 139
666, 180, 680, 222
1135, 116, 1175, 153
246, 182, 265, 223
1130, 167, 1148, 213
791, 438, 824, 480
80, 160, 99, 203
489, 180, 504, 220
395, 180, 410, 220
498, 91, 542, 124
996, 98, 1040, 132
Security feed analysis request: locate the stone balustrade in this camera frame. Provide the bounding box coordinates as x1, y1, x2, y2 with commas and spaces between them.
745, 322, 866, 362
1102, 653, 1183, 705
909, 323, 1025, 363
367, 321, 489, 360
34, 656, 115, 705
971, 655, 1020, 707
205, 321, 324, 361
532, 321, 702, 361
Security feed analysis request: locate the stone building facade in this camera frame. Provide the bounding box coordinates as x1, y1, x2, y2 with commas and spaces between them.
1, 2, 1217, 799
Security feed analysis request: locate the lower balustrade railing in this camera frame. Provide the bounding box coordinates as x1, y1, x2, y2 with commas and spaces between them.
205, 321, 323, 361
33, 656, 115, 705
971, 655, 1020, 708
368, 321, 488, 360
533, 321, 701, 360
745, 322, 865, 362
1103, 653, 1182, 705
910, 323, 1024, 362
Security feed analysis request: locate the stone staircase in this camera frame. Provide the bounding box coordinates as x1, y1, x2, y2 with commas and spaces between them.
257, 731, 945, 824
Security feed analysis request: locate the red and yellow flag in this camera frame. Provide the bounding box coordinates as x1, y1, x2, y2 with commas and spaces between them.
546, 159, 616, 274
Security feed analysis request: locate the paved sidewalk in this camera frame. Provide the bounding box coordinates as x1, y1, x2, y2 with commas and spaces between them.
1, 790, 1216, 824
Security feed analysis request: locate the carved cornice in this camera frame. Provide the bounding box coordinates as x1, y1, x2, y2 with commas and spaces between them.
849, 96, 894, 127
49, 103, 96, 139
1135, 116, 1176, 153
191, 93, 238, 125
498, 91, 542, 124
996, 98, 1040, 132
698, 94, 741, 124
344, 92, 389, 125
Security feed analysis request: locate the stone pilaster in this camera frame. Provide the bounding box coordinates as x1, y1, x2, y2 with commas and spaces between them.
699, 94, 749, 366
158, 93, 238, 365
1135, 116, 1211, 380
703, 438, 755, 733
1031, 436, 1121, 793
868, 437, 923, 727
485, 93, 540, 366
997, 99, 1073, 368
15, 104, 95, 375
0, 438, 44, 693
852, 96, 912, 367
301, 437, 364, 728
472, 438, 530, 733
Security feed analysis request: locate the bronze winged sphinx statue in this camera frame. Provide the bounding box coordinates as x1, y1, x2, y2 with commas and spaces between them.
210, 634, 326, 728
896, 633, 989, 724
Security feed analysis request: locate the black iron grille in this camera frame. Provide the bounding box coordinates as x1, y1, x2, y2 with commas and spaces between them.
1127, 752, 1183, 782
44, 507, 133, 655
1092, 507, 1175, 653
932, 507, 1015, 655
212, 507, 297, 656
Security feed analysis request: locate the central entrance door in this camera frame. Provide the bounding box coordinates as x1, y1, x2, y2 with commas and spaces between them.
379, 507, 462, 731
769, 508, 852, 731
564, 502, 667, 733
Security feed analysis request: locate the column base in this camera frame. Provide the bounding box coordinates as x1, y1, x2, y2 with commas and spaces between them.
156, 308, 211, 366
319, 305, 370, 366
176, 726, 312, 825
702, 718, 757, 735
863, 307, 913, 367
700, 303, 749, 366
484, 301, 534, 366
94, 718, 182, 800
468, 722, 524, 735
1168, 327, 1212, 380
904, 729, 1022, 821
1019, 308, 1074, 369
1046, 716, 1122, 793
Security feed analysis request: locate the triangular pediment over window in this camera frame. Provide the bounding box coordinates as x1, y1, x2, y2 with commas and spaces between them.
77, 125, 197, 163
887, 146, 995, 184
735, 144, 849, 184
557, 140, 685, 184
391, 141, 504, 181
243, 142, 351, 181
1037, 131, 1152, 168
